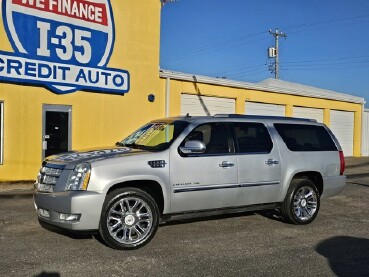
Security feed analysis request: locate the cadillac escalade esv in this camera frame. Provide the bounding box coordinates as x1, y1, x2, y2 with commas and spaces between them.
34, 114, 346, 249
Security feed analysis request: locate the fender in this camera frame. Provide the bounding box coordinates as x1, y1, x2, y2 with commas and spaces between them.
100, 175, 171, 214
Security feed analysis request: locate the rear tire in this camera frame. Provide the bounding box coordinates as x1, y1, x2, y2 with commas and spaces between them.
99, 187, 160, 250
281, 179, 320, 225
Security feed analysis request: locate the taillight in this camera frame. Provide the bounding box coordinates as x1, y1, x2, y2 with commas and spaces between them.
339, 151, 345, 175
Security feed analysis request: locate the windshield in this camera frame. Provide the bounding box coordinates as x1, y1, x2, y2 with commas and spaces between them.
118, 121, 189, 151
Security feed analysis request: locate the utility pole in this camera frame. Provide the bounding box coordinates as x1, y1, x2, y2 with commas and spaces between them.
161, 0, 176, 7
269, 29, 287, 79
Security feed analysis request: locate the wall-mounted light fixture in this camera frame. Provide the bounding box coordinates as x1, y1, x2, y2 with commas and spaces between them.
148, 94, 155, 102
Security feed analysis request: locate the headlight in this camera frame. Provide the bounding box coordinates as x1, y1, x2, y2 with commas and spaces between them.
65, 163, 91, 191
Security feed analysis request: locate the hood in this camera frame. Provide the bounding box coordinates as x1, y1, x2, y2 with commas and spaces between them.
44, 146, 148, 166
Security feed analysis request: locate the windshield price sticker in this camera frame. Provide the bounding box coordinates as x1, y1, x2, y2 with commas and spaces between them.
135, 124, 165, 145
1, 0, 129, 94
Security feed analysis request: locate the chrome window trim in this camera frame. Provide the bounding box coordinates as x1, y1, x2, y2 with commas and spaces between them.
173, 181, 280, 193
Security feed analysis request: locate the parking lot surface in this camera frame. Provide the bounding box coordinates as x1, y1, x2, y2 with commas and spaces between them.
1, 158, 369, 277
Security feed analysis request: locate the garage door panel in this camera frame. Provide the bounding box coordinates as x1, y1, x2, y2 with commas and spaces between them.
181, 94, 235, 116
245, 102, 285, 116
363, 111, 369, 156
330, 110, 354, 156
293, 107, 324, 123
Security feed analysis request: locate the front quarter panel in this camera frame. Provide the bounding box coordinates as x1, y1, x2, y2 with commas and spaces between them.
88, 151, 171, 213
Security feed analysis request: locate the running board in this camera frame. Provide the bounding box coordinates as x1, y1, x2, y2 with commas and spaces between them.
161, 203, 281, 222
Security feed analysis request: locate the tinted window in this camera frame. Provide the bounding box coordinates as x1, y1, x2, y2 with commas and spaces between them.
233, 123, 273, 153
274, 124, 337, 152
183, 123, 231, 155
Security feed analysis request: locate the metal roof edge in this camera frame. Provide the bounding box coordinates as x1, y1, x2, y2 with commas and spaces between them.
159, 69, 365, 104
259, 78, 366, 105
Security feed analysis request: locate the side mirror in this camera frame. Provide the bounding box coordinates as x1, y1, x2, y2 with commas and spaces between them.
179, 140, 206, 154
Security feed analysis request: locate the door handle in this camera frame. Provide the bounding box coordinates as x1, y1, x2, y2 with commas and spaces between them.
219, 161, 235, 168
265, 159, 279, 166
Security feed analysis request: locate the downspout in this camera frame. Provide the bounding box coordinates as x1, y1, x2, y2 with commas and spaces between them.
165, 77, 170, 117
362, 103, 365, 156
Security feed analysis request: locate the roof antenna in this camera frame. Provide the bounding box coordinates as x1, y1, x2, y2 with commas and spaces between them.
185, 113, 191, 118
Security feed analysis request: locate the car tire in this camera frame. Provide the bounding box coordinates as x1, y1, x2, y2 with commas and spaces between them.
281, 179, 320, 225
99, 187, 160, 250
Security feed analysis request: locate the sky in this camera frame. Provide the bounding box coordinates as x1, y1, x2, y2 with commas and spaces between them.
160, 0, 369, 107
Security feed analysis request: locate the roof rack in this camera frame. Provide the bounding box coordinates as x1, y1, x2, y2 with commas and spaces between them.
213, 114, 317, 122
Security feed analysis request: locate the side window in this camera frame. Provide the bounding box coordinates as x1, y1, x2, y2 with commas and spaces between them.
0, 102, 3, 164
233, 123, 273, 154
183, 123, 231, 155
274, 123, 337, 152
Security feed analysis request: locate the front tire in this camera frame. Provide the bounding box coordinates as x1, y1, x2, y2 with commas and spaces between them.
99, 188, 160, 250
281, 179, 320, 225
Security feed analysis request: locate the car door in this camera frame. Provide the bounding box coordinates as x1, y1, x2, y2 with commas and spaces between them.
170, 122, 238, 213
232, 121, 282, 206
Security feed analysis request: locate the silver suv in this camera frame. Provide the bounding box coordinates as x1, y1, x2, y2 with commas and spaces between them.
34, 115, 346, 249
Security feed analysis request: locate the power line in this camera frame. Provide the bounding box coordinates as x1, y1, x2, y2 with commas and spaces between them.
161, 11, 369, 80
226, 68, 269, 79
281, 60, 369, 68
227, 67, 268, 77
282, 55, 369, 64
162, 14, 369, 61
213, 64, 266, 76
281, 64, 369, 71
162, 34, 267, 60
282, 14, 369, 32
162, 31, 265, 58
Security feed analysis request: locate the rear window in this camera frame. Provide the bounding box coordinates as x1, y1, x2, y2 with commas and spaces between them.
274, 124, 337, 152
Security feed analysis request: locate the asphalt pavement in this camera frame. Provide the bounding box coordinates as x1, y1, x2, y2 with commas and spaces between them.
0, 157, 369, 277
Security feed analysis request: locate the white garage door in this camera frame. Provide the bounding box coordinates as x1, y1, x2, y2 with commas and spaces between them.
330, 110, 354, 156
362, 110, 369, 156
181, 94, 235, 116
245, 102, 285, 116
293, 107, 324, 123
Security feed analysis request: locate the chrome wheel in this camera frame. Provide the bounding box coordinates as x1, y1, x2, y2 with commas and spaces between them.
293, 186, 318, 221
282, 179, 320, 225
107, 197, 153, 245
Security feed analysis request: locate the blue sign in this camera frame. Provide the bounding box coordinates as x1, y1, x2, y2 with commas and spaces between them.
1, 0, 130, 94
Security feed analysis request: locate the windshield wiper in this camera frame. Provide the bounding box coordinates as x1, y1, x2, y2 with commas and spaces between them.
116, 141, 154, 151
123, 143, 146, 150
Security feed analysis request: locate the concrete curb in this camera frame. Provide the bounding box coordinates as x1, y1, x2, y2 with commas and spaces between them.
0, 182, 34, 198
0, 190, 34, 198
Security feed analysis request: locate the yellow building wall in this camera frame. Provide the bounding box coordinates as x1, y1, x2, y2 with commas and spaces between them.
162, 78, 363, 157
0, 0, 363, 182
0, 0, 164, 181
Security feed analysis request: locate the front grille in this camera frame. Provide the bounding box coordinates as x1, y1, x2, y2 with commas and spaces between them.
36, 164, 65, 191
39, 166, 62, 185
41, 167, 63, 177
